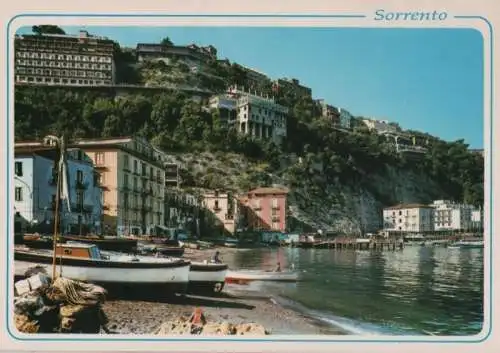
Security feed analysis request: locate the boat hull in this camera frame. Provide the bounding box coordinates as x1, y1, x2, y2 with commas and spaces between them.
188, 263, 228, 294
62, 236, 138, 253
14, 251, 191, 298
225, 270, 298, 284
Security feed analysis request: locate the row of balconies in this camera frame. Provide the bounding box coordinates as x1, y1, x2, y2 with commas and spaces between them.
49, 176, 89, 190
16, 51, 112, 62
252, 204, 281, 210
16, 41, 114, 53
16, 76, 111, 86
17, 67, 111, 78
16, 59, 112, 71
121, 185, 154, 195
49, 202, 93, 213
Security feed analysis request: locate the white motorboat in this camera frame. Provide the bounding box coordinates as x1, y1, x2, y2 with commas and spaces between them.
225, 270, 299, 284
14, 243, 191, 297
188, 261, 228, 293
448, 240, 484, 249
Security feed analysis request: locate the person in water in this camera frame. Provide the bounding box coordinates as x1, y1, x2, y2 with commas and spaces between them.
275, 262, 282, 272
210, 251, 222, 263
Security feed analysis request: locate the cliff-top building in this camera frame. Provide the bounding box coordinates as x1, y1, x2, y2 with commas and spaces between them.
136, 42, 217, 72
316, 100, 352, 129
228, 86, 288, 143
275, 78, 312, 98
14, 30, 116, 86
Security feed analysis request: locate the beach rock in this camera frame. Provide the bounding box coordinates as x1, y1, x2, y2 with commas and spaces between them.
60, 304, 86, 317
14, 314, 39, 333
154, 318, 269, 336
201, 322, 235, 335
27, 273, 51, 291
234, 323, 268, 335
156, 319, 193, 335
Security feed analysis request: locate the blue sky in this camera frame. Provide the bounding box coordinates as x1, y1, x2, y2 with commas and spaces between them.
17, 25, 484, 148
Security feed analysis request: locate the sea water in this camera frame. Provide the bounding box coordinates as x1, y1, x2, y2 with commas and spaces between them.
224, 246, 484, 336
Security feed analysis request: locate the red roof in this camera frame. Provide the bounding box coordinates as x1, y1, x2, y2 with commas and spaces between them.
247, 187, 289, 195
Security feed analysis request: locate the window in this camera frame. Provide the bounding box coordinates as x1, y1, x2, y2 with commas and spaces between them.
134, 160, 138, 173
14, 161, 23, 176
124, 155, 130, 169
214, 200, 220, 210
15, 187, 23, 201
95, 152, 105, 165
124, 174, 129, 187
76, 170, 83, 183
76, 191, 84, 209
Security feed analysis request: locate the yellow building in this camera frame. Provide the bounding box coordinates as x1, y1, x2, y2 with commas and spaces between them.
74, 137, 169, 236
203, 190, 238, 235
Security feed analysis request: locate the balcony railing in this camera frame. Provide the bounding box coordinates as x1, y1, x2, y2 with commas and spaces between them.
253, 205, 262, 210
272, 204, 280, 210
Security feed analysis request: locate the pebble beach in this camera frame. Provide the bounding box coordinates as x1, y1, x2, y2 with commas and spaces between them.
102, 288, 346, 335
101, 246, 346, 335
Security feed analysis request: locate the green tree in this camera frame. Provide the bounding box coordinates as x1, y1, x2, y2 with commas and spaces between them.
32, 25, 66, 35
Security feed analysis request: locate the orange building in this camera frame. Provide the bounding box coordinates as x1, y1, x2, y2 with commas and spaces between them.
73, 137, 170, 236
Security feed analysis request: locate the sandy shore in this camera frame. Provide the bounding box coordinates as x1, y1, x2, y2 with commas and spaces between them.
102, 286, 347, 335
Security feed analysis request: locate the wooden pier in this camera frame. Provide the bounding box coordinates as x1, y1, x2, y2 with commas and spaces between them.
292, 238, 404, 251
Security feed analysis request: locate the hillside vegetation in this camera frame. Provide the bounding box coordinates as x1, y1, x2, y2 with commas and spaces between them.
14, 40, 484, 233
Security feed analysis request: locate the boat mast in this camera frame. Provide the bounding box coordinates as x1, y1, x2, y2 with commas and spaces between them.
48, 135, 65, 281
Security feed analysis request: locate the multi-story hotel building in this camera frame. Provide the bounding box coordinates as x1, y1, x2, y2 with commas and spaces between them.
382, 203, 434, 234
73, 137, 169, 236
14, 30, 116, 86
14, 143, 102, 235
217, 86, 288, 143
431, 200, 479, 231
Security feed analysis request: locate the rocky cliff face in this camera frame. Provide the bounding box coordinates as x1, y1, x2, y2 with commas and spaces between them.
164, 152, 446, 234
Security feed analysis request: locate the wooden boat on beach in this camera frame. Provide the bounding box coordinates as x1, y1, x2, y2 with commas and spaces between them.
137, 243, 185, 257
188, 262, 228, 293
14, 243, 191, 297
225, 270, 299, 285
62, 235, 138, 253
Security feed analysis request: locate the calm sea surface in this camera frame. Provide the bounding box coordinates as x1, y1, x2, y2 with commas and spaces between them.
223, 246, 484, 336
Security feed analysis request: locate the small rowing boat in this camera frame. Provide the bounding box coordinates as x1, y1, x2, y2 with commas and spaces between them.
188, 262, 228, 294
225, 270, 299, 285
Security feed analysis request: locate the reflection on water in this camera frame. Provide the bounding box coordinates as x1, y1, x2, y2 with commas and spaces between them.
223, 246, 484, 335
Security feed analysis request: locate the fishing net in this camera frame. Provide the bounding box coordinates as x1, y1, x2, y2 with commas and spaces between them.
51, 277, 107, 306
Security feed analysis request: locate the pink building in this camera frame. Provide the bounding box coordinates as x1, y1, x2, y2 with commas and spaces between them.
239, 187, 288, 232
